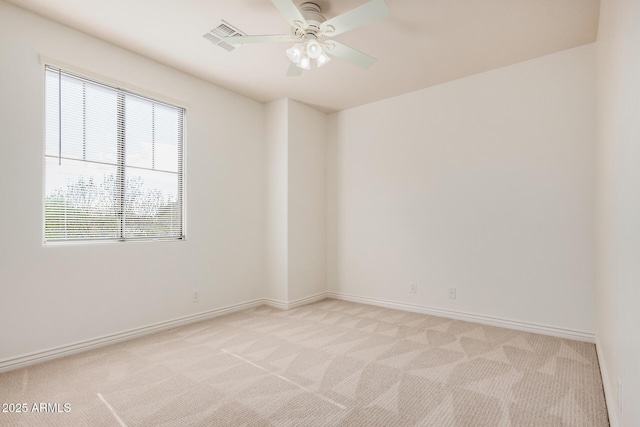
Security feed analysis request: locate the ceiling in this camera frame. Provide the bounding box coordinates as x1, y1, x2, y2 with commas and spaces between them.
7, 0, 600, 113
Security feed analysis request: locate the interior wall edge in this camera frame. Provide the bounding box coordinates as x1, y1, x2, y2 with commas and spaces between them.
595, 337, 618, 427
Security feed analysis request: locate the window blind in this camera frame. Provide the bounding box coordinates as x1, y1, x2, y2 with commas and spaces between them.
44, 66, 184, 242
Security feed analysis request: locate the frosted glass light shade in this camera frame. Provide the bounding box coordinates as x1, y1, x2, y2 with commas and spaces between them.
306, 40, 323, 59
286, 43, 305, 64
316, 52, 331, 68
297, 55, 311, 70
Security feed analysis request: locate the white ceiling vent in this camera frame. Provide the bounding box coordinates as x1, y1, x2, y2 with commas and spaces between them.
203, 21, 245, 52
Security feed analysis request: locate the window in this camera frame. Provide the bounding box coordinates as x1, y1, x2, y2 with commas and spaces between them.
44, 66, 184, 243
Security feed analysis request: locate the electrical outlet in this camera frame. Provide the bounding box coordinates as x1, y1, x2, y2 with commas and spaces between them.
449, 288, 456, 299
193, 290, 199, 303
618, 379, 623, 412
410, 283, 417, 293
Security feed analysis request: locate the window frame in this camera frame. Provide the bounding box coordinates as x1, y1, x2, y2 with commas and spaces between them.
42, 63, 187, 245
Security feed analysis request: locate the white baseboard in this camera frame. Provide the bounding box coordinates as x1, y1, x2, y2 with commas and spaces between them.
326, 292, 596, 343
595, 338, 617, 426
0, 290, 596, 374
263, 298, 289, 310
0, 298, 265, 373
264, 292, 327, 310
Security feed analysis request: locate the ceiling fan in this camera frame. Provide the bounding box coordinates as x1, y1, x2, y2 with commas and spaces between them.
223, 0, 390, 76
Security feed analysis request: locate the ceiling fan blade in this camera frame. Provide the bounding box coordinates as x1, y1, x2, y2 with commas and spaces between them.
222, 34, 295, 46
271, 0, 307, 27
286, 63, 303, 77
326, 41, 377, 69
320, 0, 389, 36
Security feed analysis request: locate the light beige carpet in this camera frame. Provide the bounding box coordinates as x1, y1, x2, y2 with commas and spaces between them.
0, 299, 608, 426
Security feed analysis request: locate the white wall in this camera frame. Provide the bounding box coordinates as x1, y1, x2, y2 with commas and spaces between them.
288, 100, 326, 301
0, 0, 612, 391
327, 45, 597, 334
596, 0, 640, 425
0, 1, 265, 362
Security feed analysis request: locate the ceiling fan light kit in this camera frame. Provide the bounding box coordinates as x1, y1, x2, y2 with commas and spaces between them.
287, 36, 327, 69
221, 0, 390, 75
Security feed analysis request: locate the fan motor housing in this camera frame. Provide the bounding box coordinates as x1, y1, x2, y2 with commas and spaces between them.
292, 2, 326, 37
